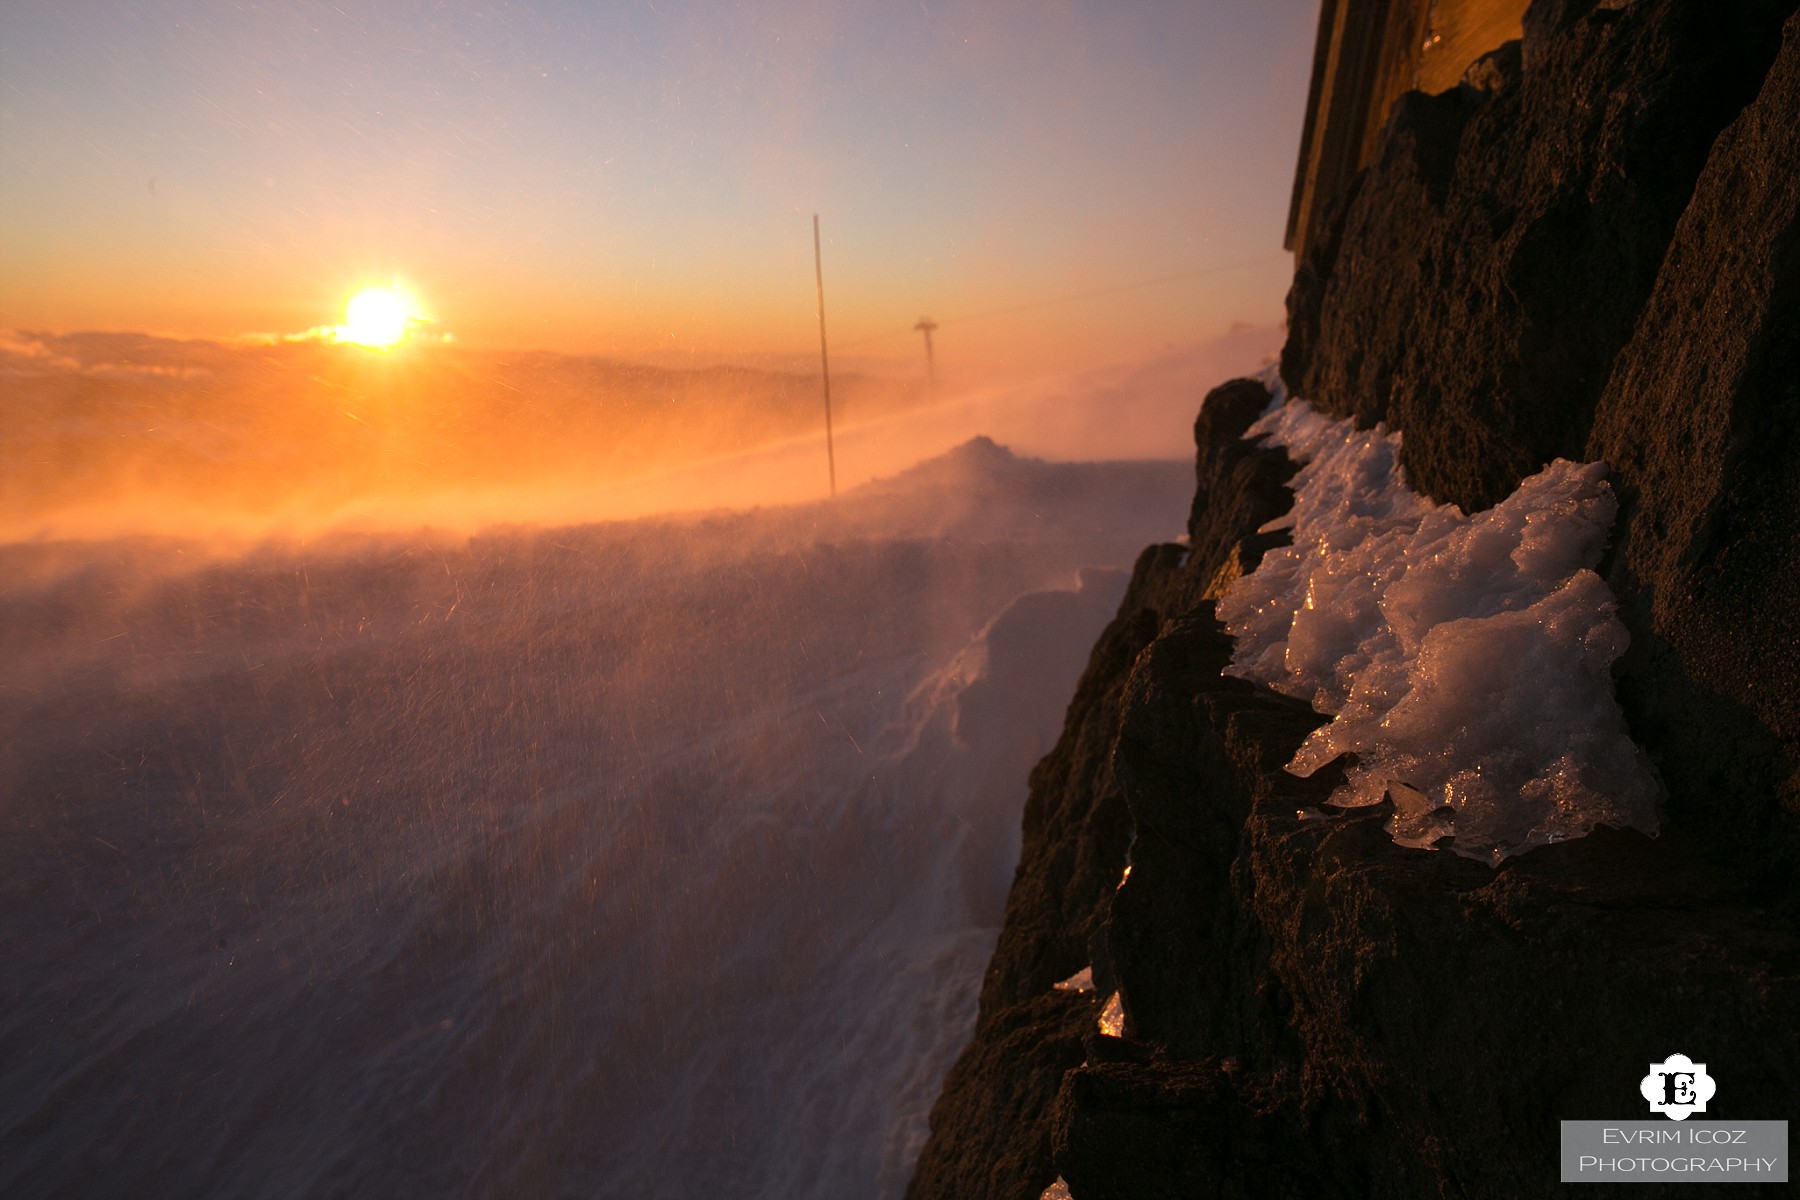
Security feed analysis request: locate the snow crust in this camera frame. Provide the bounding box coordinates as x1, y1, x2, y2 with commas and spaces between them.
0, 435, 1186, 1200
1216, 392, 1661, 862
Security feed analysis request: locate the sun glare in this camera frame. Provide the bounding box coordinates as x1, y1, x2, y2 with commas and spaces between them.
339, 286, 418, 348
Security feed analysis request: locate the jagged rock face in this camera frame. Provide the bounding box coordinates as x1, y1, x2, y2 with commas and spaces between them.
1284, 0, 1795, 514
912, 381, 1800, 1200
1287, 0, 1800, 897
1063, 643, 1799, 1198
905, 382, 1296, 1200
1587, 9, 1800, 893
912, 3, 1800, 1196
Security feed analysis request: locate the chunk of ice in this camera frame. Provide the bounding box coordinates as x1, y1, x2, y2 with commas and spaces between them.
1216, 389, 1660, 861
1053, 966, 1095, 994
1098, 991, 1125, 1037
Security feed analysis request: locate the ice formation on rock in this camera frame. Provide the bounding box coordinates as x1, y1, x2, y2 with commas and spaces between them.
1097, 992, 1125, 1037
1216, 389, 1661, 861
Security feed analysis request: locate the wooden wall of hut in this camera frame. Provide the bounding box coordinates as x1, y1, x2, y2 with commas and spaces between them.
1285, 0, 1530, 261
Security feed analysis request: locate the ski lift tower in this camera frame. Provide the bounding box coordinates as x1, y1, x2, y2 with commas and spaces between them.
913, 316, 938, 385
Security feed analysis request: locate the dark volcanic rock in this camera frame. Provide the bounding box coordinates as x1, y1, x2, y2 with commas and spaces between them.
1588, 9, 1800, 901
1284, 0, 1797, 513
1284, 0, 1800, 910
912, 383, 1800, 1200
902, 542, 1174, 1200
906, 380, 1296, 1200
912, 4, 1800, 1197
1053, 1056, 1319, 1200
1064, 648, 1800, 1198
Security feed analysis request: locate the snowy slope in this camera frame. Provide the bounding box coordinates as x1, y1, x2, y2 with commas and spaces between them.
0, 437, 1192, 1198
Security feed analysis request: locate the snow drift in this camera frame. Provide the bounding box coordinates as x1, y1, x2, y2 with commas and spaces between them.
0, 436, 1187, 1200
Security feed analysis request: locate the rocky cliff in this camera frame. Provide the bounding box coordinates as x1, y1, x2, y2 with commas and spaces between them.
908, 3, 1800, 1196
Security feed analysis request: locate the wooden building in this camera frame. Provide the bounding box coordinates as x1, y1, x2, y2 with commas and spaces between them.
1286, 0, 1532, 260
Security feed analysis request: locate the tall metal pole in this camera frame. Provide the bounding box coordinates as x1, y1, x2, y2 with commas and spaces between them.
812, 213, 837, 498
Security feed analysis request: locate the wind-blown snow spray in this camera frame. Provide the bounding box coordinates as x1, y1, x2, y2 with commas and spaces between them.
0, 434, 1191, 1200
1216, 388, 1660, 862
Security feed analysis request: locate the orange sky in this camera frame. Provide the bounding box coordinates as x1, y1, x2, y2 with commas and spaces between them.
1, 1, 1318, 370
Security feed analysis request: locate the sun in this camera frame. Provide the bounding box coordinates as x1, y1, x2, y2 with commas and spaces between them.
338, 286, 420, 348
